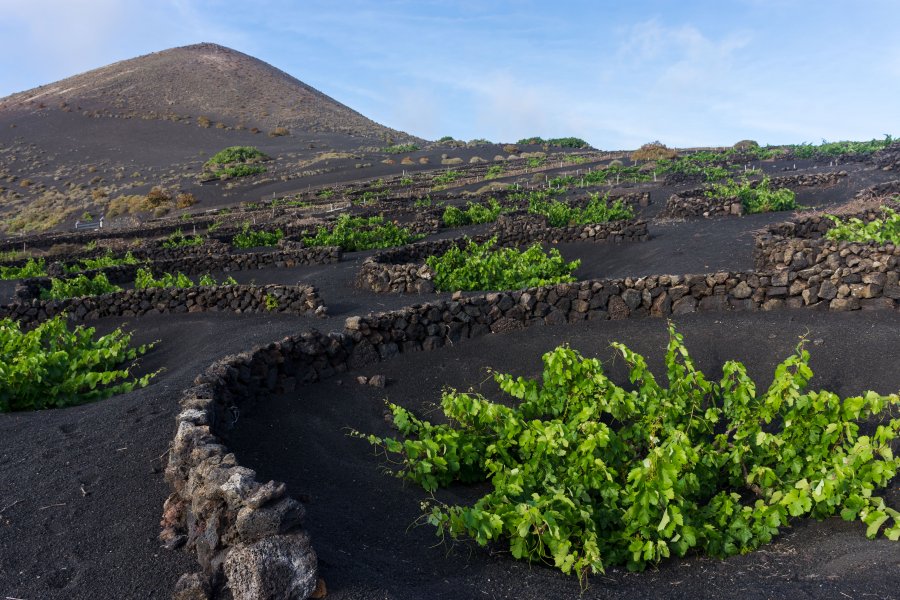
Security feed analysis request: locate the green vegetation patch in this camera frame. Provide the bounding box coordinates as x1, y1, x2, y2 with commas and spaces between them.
382, 144, 420, 154
654, 151, 735, 182
64, 251, 142, 274
517, 137, 590, 148
232, 223, 284, 249
204, 146, 270, 180
303, 214, 423, 252
0, 315, 157, 411
134, 268, 236, 289
355, 325, 900, 580
0, 258, 47, 280
433, 170, 463, 186
41, 273, 122, 300
825, 205, 900, 245
705, 176, 796, 214
205, 146, 269, 167
426, 237, 579, 291
484, 165, 505, 179
162, 229, 204, 249
442, 198, 506, 228
529, 192, 634, 227
549, 164, 651, 189
789, 135, 894, 159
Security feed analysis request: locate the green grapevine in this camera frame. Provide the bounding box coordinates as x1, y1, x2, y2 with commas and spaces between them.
356, 325, 899, 581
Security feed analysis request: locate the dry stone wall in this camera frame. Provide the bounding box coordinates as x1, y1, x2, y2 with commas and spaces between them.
163, 254, 900, 597
852, 180, 900, 204
13, 246, 341, 302
872, 143, 900, 171
358, 214, 649, 294
0, 284, 324, 326
754, 210, 900, 310
662, 172, 848, 218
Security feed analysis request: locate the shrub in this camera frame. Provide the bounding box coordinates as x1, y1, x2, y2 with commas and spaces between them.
135, 268, 192, 289
743, 146, 782, 160
212, 164, 266, 180
65, 251, 141, 273
232, 223, 284, 249
264, 293, 279, 311
547, 137, 590, 149
485, 165, 505, 179
303, 215, 422, 251
442, 198, 505, 228
382, 144, 420, 154
517, 137, 588, 148
0, 258, 46, 280
162, 229, 204, 249
426, 237, 579, 291
204, 146, 270, 179
269, 126, 290, 137
788, 136, 893, 159
175, 192, 198, 209
0, 315, 157, 412
433, 171, 462, 186
356, 325, 900, 580
146, 187, 172, 208
631, 141, 679, 162
106, 194, 151, 218
529, 192, 634, 227
705, 176, 796, 214
653, 151, 734, 182
41, 273, 122, 300
203, 146, 269, 168
733, 140, 759, 151
134, 268, 236, 289
825, 205, 900, 245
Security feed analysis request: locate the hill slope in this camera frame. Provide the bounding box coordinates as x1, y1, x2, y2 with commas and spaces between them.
0, 42, 413, 141
0, 43, 435, 235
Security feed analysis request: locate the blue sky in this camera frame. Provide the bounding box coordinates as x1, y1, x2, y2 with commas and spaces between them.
0, 0, 897, 149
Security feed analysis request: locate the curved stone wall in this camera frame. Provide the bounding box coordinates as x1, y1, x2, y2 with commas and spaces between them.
357, 214, 649, 294
163, 248, 899, 597
662, 172, 848, 218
